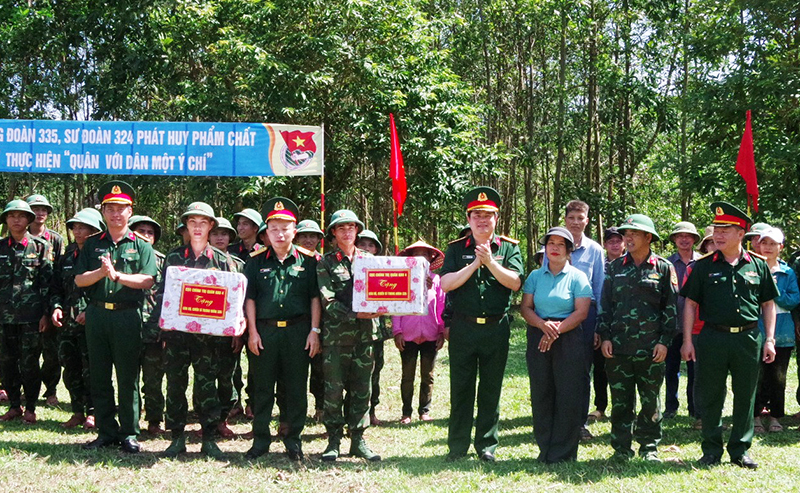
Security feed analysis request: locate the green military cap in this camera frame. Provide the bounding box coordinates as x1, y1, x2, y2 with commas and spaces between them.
175, 222, 186, 235
25, 194, 53, 213
618, 214, 660, 241
328, 209, 365, 234
462, 186, 501, 212
129, 215, 162, 243
744, 222, 770, 239
214, 217, 237, 241
1, 199, 35, 224
67, 207, 105, 232
181, 202, 218, 228
357, 229, 383, 254
296, 219, 324, 237
262, 197, 299, 223
257, 221, 267, 236
97, 180, 135, 205
710, 201, 751, 230
458, 224, 472, 238
669, 221, 700, 244
233, 208, 263, 228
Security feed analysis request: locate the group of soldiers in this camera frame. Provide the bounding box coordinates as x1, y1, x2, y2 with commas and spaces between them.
0, 181, 789, 469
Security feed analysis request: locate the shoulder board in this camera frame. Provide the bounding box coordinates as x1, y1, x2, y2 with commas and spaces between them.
295, 245, 315, 257
132, 231, 150, 241
747, 250, 766, 261
448, 236, 469, 245
498, 235, 519, 245
154, 250, 166, 259
249, 246, 268, 257
87, 230, 103, 238
696, 251, 714, 261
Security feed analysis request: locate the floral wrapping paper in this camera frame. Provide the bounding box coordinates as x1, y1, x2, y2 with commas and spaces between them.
158, 266, 248, 337
352, 256, 430, 316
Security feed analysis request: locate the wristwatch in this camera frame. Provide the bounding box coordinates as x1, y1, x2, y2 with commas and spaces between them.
311, 327, 321, 334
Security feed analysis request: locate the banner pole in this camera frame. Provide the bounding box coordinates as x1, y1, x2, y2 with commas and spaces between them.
393, 199, 399, 255
320, 123, 326, 254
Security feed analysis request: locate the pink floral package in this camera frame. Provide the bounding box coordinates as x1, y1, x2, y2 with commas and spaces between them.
158, 266, 248, 337
351, 256, 429, 316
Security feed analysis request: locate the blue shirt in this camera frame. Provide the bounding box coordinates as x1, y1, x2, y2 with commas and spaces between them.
523, 263, 593, 320
544, 234, 605, 304
758, 260, 800, 347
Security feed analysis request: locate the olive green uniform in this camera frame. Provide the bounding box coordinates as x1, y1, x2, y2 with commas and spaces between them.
50, 243, 93, 415
76, 229, 157, 442
217, 253, 244, 420
317, 248, 379, 435
440, 234, 524, 457
597, 251, 678, 457
0, 233, 52, 413
140, 250, 166, 426
33, 228, 63, 399
245, 244, 318, 454
681, 250, 778, 460
227, 241, 261, 407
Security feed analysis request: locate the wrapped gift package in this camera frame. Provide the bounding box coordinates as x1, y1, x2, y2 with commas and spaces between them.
158, 266, 248, 337
352, 256, 429, 316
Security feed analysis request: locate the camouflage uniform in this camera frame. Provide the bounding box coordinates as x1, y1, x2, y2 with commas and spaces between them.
33, 228, 63, 400
157, 245, 236, 437
0, 233, 52, 413
597, 251, 678, 458
217, 253, 245, 420
317, 247, 379, 436
245, 243, 319, 455
140, 249, 166, 426
50, 243, 92, 415
227, 240, 261, 408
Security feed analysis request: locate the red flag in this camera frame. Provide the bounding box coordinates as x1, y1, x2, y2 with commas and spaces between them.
389, 113, 407, 216
735, 110, 758, 212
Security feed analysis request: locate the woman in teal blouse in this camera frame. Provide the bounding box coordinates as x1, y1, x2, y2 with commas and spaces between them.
521, 227, 592, 463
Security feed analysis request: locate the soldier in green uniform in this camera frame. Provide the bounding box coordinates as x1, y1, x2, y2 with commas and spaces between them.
75, 181, 158, 453
243, 198, 321, 460
597, 214, 679, 461
681, 202, 778, 469
294, 219, 325, 420
26, 194, 63, 406
175, 223, 189, 245
157, 202, 240, 459
0, 200, 53, 424
355, 229, 392, 426
51, 208, 104, 429
129, 215, 167, 435
210, 216, 244, 438
440, 187, 524, 462
317, 209, 382, 462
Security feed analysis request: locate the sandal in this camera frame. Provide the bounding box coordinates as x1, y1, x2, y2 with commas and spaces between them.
419, 414, 434, 422
768, 417, 783, 432
753, 416, 765, 434
400, 416, 412, 425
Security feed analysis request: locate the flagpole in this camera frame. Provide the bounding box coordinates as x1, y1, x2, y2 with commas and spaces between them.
320, 123, 326, 254
393, 199, 399, 255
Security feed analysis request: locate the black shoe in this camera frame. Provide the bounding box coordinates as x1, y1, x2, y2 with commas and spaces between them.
479, 452, 496, 462
732, 456, 758, 470
287, 449, 304, 461
121, 438, 141, 454
245, 446, 269, 460
580, 426, 593, 441
663, 410, 678, 419
445, 452, 467, 462
83, 437, 119, 450
697, 454, 721, 466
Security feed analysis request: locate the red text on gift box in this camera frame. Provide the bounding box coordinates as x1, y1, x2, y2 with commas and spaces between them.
178, 283, 229, 320
365, 269, 411, 301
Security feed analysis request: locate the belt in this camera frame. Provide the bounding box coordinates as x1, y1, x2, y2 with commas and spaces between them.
259, 314, 310, 328
455, 313, 506, 325
544, 317, 566, 322
91, 300, 139, 311
707, 322, 757, 334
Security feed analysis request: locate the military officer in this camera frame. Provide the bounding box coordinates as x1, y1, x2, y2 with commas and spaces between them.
75, 181, 158, 453
440, 187, 524, 462
0, 199, 53, 424
158, 203, 239, 460
26, 193, 63, 406
681, 202, 778, 469
597, 214, 678, 461
317, 209, 382, 462
243, 198, 321, 460
51, 208, 104, 429
129, 215, 167, 435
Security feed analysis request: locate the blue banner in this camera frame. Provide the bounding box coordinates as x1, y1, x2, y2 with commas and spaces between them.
0, 120, 324, 177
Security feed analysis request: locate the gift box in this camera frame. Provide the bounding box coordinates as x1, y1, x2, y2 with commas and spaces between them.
158, 266, 247, 337
352, 256, 429, 316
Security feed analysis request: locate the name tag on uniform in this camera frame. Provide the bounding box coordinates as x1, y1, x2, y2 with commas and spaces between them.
293, 266, 305, 271
615, 273, 627, 277
462, 255, 475, 260
0, 255, 7, 259
709, 272, 722, 278
95, 248, 107, 253
260, 268, 272, 273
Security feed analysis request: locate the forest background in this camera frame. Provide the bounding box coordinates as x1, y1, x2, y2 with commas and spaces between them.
2, 0, 798, 270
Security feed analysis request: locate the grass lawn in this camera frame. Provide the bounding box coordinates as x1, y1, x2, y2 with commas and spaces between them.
3, 310, 800, 492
